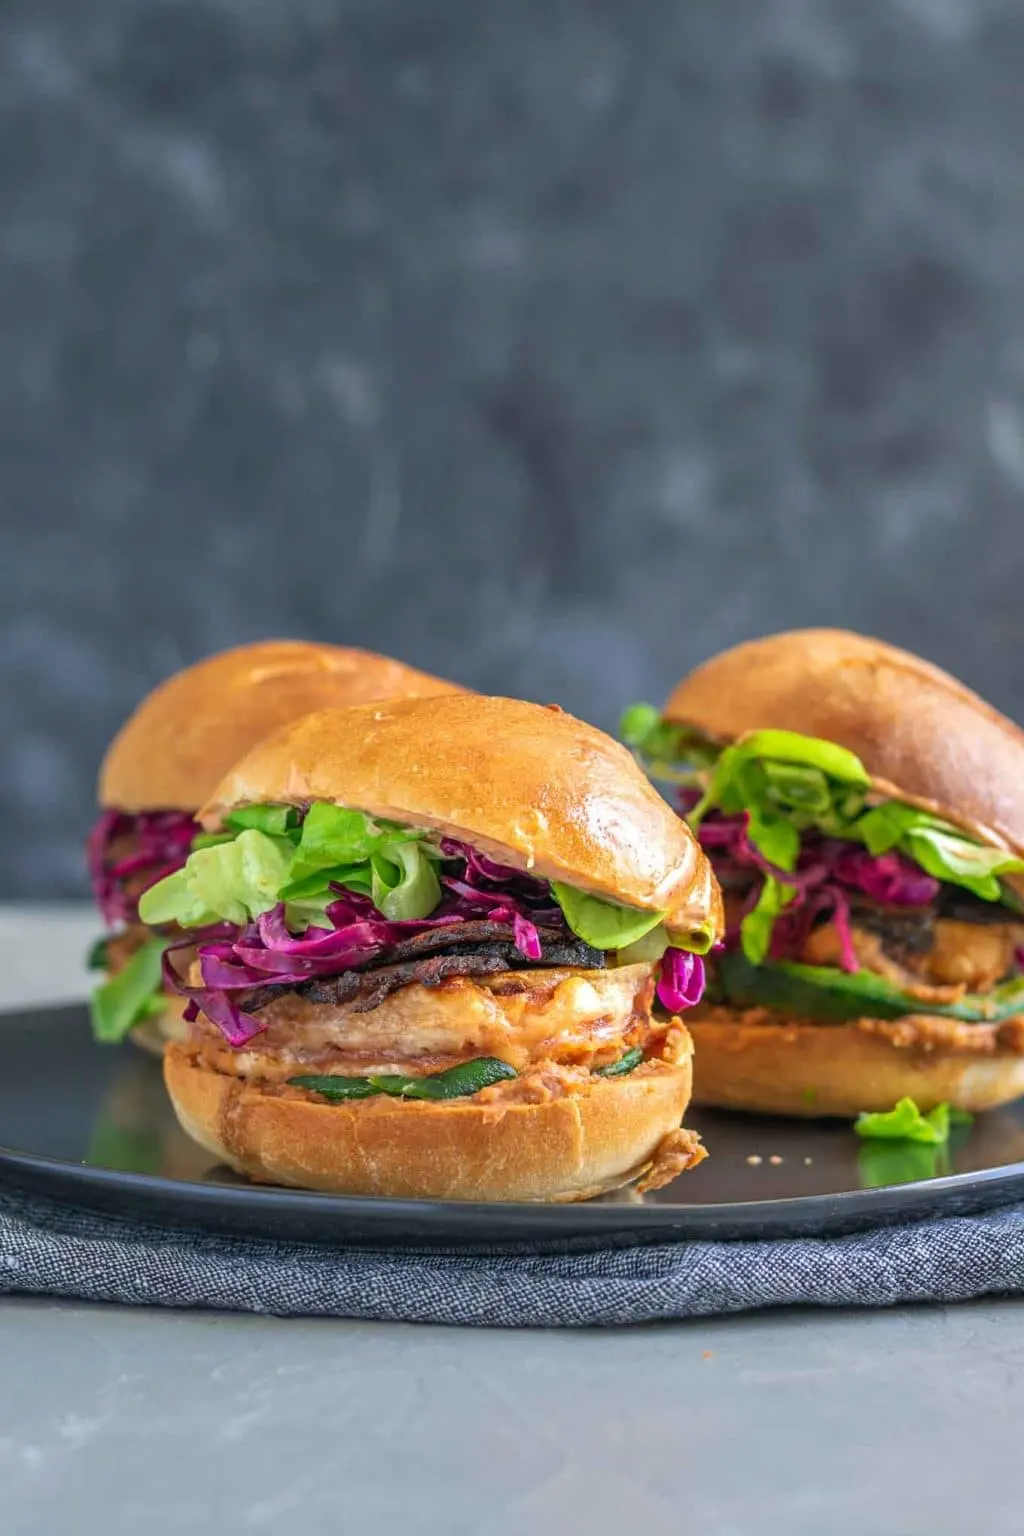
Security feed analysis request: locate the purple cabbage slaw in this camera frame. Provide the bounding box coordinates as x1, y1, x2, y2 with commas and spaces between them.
88, 809, 200, 926
686, 805, 940, 973
163, 836, 706, 1046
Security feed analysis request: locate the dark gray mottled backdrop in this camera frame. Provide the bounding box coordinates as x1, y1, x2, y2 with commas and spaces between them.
2, 0, 1024, 895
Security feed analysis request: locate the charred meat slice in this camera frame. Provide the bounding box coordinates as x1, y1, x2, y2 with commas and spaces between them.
242, 927, 605, 1016
935, 887, 1024, 925
359, 921, 601, 970
305, 950, 517, 1012
848, 901, 934, 960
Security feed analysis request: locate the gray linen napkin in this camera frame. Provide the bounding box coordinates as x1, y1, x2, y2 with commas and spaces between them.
2, 1187, 1023, 1326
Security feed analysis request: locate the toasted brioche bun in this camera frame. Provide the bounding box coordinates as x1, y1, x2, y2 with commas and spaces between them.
163, 1042, 701, 1200
687, 1013, 1024, 1117
664, 628, 1024, 858
200, 694, 723, 942
100, 641, 467, 812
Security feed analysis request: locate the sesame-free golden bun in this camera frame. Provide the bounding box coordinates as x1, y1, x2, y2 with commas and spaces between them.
665, 629, 1024, 1116
686, 1010, 1024, 1117
199, 693, 724, 944
664, 627, 1024, 858
163, 1042, 703, 1201
99, 640, 467, 812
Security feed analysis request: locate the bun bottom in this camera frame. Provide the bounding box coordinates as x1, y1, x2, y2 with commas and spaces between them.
688, 1015, 1024, 1117
129, 996, 190, 1057
163, 1044, 702, 1201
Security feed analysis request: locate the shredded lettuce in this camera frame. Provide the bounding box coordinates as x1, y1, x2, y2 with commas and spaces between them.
690, 730, 869, 831
140, 801, 711, 955
283, 803, 419, 887
619, 703, 719, 783
139, 829, 293, 927
658, 723, 1024, 969
89, 938, 166, 1044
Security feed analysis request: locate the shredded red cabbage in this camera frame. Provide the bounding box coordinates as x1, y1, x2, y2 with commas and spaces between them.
165, 842, 573, 1045
826, 846, 939, 907
88, 809, 200, 926
690, 810, 941, 970
162, 926, 262, 1046
656, 948, 706, 1012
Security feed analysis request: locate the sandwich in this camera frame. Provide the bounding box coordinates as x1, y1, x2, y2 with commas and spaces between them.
88, 641, 465, 1053
141, 694, 722, 1200
621, 628, 1024, 1117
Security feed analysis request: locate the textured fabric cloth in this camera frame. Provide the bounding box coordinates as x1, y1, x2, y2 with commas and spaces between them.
2, 1187, 1024, 1327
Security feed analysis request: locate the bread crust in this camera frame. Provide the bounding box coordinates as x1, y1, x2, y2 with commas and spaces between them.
163, 1042, 702, 1201
687, 1011, 1024, 1116
199, 694, 723, 941
664, 628, 1024, 857
100, 641, 467, 812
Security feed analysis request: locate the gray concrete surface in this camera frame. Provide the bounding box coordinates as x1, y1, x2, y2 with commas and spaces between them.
2, 1298, 1024, 1536
3, 907, 1024, 1534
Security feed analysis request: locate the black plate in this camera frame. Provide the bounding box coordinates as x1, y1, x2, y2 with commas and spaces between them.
3, 1003, 1024, 1251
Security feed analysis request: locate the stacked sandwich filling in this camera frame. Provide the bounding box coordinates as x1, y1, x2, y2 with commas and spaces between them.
622, 710, 1024, 1047
140, 803, 712, 1103
86, 809, 203, 1041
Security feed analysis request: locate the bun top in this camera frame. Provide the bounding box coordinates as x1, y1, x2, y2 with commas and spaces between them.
100, 641, 467, 812
664, 628, 1024, 855
200, 693, 723, 940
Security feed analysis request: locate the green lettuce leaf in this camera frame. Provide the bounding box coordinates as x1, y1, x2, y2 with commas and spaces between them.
551, 883, 665, 951
690, 730, 869, 833
746, 806, 800, 870
739, 876, 796, 966
682, 728, 1024, 954
619, 702, 666, 751
855, 802, 947, 855
190, 831, 235, 850
855, 1097, 973, 1145
284, 803, 420, 888
855, 802, 1024, 900
739, 729, 870, 783
902, 827, 1024, 902
716, 949, 1024, 1024
618, 704, 720, 782
223, 803, 302, 839
615, 924, 671, 964
138, 829, 293, 927
139, 797, 714, 951
89, 938, 166, 1044
369, 842, 442, 920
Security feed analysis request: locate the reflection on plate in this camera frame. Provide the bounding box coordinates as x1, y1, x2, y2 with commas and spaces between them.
88, 1051, 215, 1180
3, 1004, 1024, 1251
